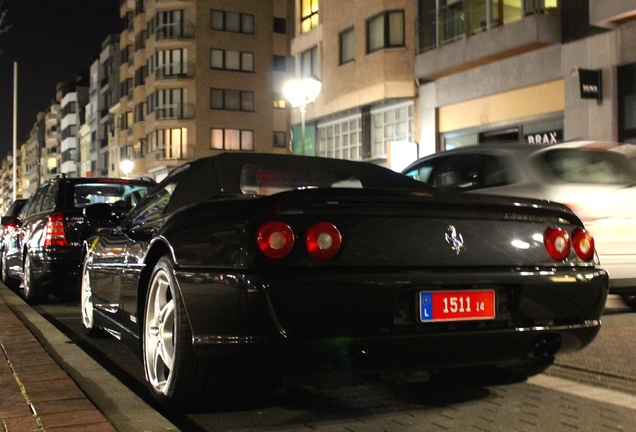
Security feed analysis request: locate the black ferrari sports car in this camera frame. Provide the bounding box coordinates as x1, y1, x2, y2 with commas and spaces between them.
80, 152, 608, 409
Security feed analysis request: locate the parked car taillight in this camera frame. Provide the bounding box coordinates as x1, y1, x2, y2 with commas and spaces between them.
543, 226, 595, 262
256, 220, 343, 260
305, 222, 342, 260
544, 226, 570, 261
44, 212, 68, 247
3, 223, 17, 235
256, 221, 295, 259
572, 228, 595, 261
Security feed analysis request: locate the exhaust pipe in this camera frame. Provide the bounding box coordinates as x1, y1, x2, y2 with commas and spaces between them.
529, 334, 561, 359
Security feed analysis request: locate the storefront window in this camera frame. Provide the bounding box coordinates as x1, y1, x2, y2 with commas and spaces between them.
441, 117, 563, 150
371, 103, 414, 158
318, 116, 362, 160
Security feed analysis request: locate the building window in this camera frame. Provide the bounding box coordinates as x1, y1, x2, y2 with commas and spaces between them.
62, 101, 77, 117
135, 66, 148, 87
301, 0, 319, 34
149, 48, 188, 78
301, 46, 319, 78
148, 128, 187, 160
367, 10, 404, 53
149, 10, 187, 39
273, 55, 287, 71
148, 88, 187, 118
371, 103, 414, 158
273, 94, 287, 109
62, 125, 78, 140
211, 128, 254, 151
318, 116, 362, 161
339, 27, 355, 64
134, 103, 147, 122
211, 10, 254, 34
274, 131, 286, 148
210, 89, 254, 111
274, 17, 286, 33
210, 49, 254, 72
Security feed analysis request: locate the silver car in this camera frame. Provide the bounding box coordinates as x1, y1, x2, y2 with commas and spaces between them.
403, 141, 636, 309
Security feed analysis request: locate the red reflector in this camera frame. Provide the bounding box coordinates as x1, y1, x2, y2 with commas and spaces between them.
572, 228, 595, 261
256, 221, 294, 259
544, 226, 570, 261
305, 222, 342, 260
44, 212, 68, 247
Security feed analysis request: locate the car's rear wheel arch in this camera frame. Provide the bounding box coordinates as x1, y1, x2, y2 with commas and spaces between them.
137, 241, 175, 339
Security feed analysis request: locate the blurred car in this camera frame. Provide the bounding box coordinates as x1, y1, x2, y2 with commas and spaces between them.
0, 198, 27, 286
80, 152, 607, 410
1, 175, 156, 303
402, 141, 636, 309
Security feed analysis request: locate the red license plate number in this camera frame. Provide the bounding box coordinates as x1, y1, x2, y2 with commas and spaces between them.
419, 290, 495, 322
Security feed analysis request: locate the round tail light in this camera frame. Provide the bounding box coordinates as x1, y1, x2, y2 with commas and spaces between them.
305, 222, 342, 260
544, 226, 570, 261
257, 221, 295, 259
572, 228, 595, 261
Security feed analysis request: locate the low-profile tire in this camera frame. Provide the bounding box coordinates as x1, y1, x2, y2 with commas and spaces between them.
620, 294, 636, 310
81, 256, 107, 338
23, 253, 48, 304
1, 250, 19, 289
143, 256, 229, 410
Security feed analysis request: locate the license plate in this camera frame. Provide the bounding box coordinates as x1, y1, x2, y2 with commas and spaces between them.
419, 290, 495, 322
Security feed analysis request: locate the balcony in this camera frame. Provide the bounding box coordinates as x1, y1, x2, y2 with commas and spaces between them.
155, 62, 193, 80
416, 0, 560, 80
155, 103, 194, 121
146, 143, 195, 162
155, 22, 195, 41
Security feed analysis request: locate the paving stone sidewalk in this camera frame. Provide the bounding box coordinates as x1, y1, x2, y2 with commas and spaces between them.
0, 297, 116, 431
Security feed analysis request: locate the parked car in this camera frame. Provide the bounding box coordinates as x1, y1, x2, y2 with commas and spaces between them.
0, 198, 27, 286
80, 152, 608, 410
402, 141, 636, 309
1, 175, 156, 303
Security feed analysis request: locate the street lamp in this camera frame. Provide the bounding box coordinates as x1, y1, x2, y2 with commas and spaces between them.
119, 159, 134, 178
283, 76, 321, 155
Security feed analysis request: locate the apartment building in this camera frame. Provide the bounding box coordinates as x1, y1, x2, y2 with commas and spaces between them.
415, 0, 636, 155
288, 0, 418, 170
56, 76, 89, 177
118, 0, 295, 181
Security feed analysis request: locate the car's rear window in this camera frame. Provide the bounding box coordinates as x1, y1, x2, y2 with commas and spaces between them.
68, 182, 154, 211
240, 164, 363, 196
542, 149, 636, 184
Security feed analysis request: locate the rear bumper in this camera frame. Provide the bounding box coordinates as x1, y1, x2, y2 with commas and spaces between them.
35, 248, 82, 288
192, 320, 600, 377
177, 266, 608, 377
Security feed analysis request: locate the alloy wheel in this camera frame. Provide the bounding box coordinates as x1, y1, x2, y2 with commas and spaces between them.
144, 265, 176, 395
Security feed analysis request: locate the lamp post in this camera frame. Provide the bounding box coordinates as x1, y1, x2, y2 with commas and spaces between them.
119, 159, 134, 178
283, 76, 321, 155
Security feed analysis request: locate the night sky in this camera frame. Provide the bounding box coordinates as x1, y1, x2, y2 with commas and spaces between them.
0, 0, 120, 159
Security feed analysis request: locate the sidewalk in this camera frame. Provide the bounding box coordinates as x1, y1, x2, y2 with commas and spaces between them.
0, 284, 176, 432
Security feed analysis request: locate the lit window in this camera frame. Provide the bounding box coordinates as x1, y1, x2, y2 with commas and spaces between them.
211, 128, 254, 151
301, 0, 319, 34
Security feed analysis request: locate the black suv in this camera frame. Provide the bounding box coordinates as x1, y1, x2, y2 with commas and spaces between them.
1, 176, 155, 303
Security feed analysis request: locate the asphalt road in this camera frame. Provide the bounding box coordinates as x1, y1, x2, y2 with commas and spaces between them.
24, 294, 636, 432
